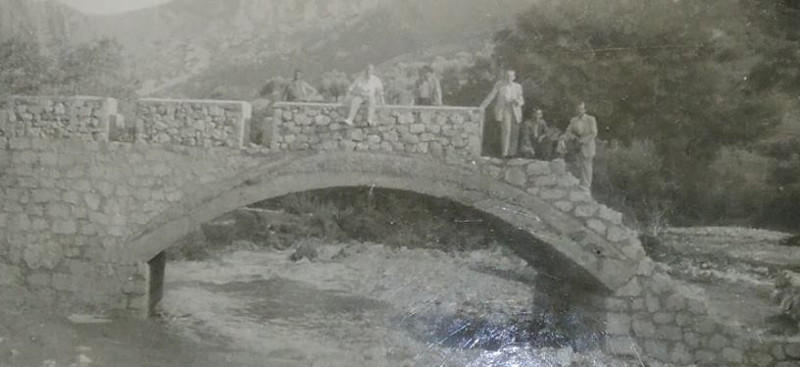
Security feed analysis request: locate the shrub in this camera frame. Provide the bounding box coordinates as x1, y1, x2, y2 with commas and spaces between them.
593, 139, 672, 234
0, 37, 135, 98
703, 147, 777, 223
253, 188, 499, 251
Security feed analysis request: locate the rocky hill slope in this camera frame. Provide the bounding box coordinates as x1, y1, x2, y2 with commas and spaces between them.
0, 0, 90, 47
7, 0, 534, 97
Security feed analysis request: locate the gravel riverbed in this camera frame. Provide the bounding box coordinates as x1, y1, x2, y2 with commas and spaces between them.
158, 241, 639, 367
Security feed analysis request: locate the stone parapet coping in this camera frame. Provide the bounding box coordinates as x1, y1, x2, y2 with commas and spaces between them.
5, 95, 110, 101
274, 101, 484, 113
139, 97, 252, 105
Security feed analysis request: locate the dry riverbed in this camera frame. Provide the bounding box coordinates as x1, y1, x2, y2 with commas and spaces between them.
158, 241, 616, 367
2, 240, 644, 367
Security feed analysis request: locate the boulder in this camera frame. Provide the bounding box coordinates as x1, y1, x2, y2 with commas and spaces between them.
289, 240, 318, 262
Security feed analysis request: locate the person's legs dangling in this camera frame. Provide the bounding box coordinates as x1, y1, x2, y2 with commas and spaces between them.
366, 100, 376, 126
344, 96, 363, 125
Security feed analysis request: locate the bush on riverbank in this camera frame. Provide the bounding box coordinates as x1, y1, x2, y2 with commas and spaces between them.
168, 188, 503, 261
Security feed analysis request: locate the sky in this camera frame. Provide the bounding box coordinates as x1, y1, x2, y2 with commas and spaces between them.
56, 0, 172, 14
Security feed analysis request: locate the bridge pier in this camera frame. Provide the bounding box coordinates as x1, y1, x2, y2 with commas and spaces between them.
147, 251, 167, 316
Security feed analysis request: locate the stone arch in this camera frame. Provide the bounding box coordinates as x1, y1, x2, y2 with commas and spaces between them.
116, 151, 641, 292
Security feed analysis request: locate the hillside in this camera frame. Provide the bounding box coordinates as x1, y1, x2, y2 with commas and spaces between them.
37, 0, 532, 98
0, 0, 91, 48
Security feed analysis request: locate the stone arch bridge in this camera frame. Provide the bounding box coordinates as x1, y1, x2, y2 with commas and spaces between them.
0, 96, 793, 367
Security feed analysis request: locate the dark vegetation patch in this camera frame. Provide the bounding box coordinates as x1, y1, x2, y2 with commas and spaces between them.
168, 188, 503, 261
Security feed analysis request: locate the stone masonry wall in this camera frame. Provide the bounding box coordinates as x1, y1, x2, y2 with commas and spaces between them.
0, 135, 267, 314
0, 96, 647, 315
602, 258, 799, 367
0, 96, 116, 142
469, 156, 645, 277
0, 140, 644, 316
271, 102, 484, 158
133, 98, 251, 148
8, 96, 794, 366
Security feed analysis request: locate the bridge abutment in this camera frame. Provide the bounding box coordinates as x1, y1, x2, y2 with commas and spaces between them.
597, 258, 797, 367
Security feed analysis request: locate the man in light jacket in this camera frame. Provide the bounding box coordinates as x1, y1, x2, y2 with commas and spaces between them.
484, 70, 525, 158
560, 102, 598, 192
343, 64, 385, 126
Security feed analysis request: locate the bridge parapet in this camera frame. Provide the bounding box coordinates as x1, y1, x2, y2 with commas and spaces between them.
272, 102, 484, 158
0, 96, 117, 142
134, 98, 251, 148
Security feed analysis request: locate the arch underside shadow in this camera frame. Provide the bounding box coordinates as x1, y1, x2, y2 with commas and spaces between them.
115, 152, 639, 292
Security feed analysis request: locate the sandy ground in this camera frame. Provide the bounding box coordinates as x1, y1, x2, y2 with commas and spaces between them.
3, 226, 796, 366
653, 227, 797, 332
0, 241, 638, 367
0, 284, 233, 367
160, 242, 553, 367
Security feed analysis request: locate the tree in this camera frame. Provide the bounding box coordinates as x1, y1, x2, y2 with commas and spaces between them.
0, 38, 50, 96
448, 0, 793, 228
50, 38, 134, 98
320, 70, 350, 102
258, 76, 289, 101
440, 53, 496, 106
0, 37, 134, 98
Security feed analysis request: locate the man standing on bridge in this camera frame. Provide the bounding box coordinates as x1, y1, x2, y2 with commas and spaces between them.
484, 69, 525, 158
343, 64, 385, 126
415, 65, 443, 106
282, 69, 319, 102
559, 102, 597, 192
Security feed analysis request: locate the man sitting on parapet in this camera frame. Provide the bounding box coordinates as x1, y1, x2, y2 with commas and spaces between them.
519, 108, 550, 159
343, 64, 385, 126
283, 69, 320, 102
